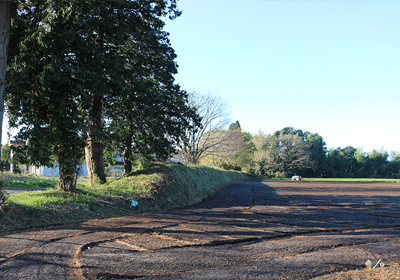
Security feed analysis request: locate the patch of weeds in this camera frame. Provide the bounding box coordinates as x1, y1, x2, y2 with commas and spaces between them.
7, 179, 57, 189
7, 189, 102, 209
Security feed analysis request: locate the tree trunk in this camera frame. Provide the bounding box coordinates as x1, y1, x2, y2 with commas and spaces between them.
124, 148, 132, 175
58, 150, 77, 192
86, 93, 106, 186
85, 144, 94, 186
0, 1, 11, 162
124, 136, 132, 175
59, 170, 76, 192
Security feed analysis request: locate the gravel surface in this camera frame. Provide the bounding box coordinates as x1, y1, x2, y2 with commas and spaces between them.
1, 180, 399, 279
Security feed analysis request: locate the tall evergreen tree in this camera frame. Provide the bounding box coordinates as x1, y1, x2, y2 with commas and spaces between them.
103, 2, 198, 174
228, 121, 241, 131
70, 0, 183, 184
6, 0, 189, 190
6, 0, 86, 191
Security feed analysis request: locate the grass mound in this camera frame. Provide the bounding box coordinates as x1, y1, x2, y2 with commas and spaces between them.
117, 162, 250, 211
0, 162, 250, 232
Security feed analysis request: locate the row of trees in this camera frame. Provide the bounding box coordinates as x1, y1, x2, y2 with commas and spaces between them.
180, 93, 400, 179
3, 0, 200, 191
325, 147, 400, 178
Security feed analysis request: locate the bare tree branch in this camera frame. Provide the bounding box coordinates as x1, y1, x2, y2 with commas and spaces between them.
179, 92, 231, 164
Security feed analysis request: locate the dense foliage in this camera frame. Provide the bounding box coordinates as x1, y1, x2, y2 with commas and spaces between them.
7, 1, 87, 191
5, 0, 197, 191
324, 147, 400, 178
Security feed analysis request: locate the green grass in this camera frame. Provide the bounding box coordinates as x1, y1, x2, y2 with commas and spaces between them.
302, 178, 400, 183
7, 180, 58, 189
0, 162, 250, 232
0, 172, 58, 189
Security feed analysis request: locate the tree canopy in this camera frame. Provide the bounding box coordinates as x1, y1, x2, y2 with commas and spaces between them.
6, 0, 197, 191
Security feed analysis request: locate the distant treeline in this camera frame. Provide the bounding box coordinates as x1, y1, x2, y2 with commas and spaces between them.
195, 125, 400, 179
323, 146, 399, 179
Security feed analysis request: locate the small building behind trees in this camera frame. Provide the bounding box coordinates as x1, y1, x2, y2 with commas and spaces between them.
8, 140, 124, 177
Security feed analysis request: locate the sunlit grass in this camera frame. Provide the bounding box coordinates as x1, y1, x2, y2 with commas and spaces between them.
90, 173, 162, 197
0, 172, 58, 188
7, 189, 99, 208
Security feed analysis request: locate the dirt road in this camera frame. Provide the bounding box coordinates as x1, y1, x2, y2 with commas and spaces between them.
1, 180, 400, 279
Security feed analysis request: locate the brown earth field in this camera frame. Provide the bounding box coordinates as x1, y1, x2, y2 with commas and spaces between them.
1, 180, 400, 280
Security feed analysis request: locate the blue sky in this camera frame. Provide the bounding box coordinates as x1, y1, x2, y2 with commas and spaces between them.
163, 0, 400, 152
2, 1, 398, 153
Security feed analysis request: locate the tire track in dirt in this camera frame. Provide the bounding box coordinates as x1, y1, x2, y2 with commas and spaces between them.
0, 230, 92, 266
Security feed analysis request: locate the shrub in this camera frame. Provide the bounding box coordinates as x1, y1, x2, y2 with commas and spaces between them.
274, 171, 287, 178
12, 165, 21, 174
0, 179, 6, 213
221, 162, 242, 172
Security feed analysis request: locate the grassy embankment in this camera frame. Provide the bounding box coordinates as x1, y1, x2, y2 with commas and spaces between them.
0, 162, 250, 232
